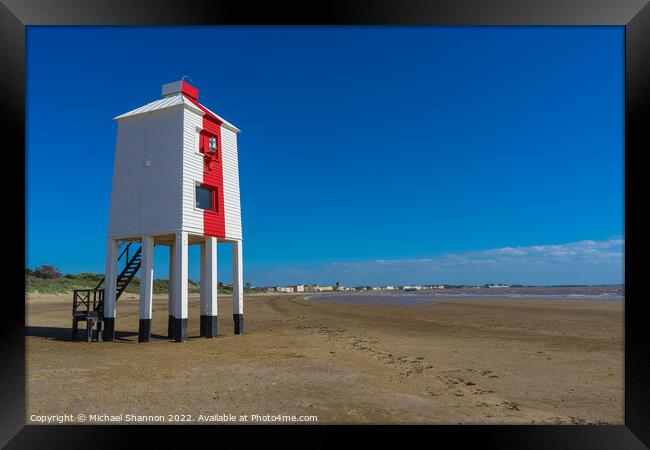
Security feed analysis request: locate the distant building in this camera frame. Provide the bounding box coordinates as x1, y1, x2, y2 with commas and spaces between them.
334, 282, 349, 291
276, 286, 293, 293
293, 284, 304, 293
302, 284, 334, 292
403, 285, 423, 291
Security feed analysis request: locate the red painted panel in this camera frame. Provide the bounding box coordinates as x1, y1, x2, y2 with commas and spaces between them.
181, 81, 199, 101
184, 93, 226, 238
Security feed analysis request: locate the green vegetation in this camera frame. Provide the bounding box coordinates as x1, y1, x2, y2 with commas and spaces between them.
25, 272, 202, 295
26, 264, 62, 279
26, 272, 103, 294
25, 265, 263, 295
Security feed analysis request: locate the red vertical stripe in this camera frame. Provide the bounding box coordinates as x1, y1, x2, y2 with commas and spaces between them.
184, 94, 226, 238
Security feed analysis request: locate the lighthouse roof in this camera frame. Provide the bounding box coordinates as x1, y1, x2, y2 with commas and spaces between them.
114, 82, 240, 132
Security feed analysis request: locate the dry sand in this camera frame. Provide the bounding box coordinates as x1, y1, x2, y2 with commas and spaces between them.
25, 294, 623, 424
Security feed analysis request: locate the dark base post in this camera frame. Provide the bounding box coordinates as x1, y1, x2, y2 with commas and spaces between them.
171, 318, 188, 342
168, 314, 173, 338
71, 319, 78, 341
233, 314, 244, 335
103, 317, 115, 342
96, 321, 103, 342
86, 319, 93, 343
138, 319, 152, 343
200, 315, 218, 338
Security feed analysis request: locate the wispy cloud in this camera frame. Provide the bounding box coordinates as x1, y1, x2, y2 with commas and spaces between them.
248, 237, 624, 286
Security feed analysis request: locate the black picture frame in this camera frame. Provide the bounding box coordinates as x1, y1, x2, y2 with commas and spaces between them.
3, 0, 648, 447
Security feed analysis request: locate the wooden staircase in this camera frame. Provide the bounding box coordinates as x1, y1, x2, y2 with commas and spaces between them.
95, 243, 143, 302
71, 242, 142, 341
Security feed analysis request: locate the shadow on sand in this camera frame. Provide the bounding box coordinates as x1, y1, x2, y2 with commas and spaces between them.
25, 326, 170, 342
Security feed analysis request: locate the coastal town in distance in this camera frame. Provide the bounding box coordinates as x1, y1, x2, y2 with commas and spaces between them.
249, 282, 623, 294
261, 283, 534, 293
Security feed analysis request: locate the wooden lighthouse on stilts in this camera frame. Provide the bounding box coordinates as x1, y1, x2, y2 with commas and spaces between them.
101, 80, 243, 343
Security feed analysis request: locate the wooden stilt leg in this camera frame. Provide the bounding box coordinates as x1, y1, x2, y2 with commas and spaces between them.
86, 319, 93, 343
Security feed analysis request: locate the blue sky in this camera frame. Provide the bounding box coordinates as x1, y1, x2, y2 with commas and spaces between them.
26, 26, 624, 286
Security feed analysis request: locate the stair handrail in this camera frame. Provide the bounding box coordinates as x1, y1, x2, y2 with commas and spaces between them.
115, 247, 143, 301
93, 244, 141, 313
93, 242, 134, 290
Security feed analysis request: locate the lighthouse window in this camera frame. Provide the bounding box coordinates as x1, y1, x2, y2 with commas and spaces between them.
196, 185, 215, 211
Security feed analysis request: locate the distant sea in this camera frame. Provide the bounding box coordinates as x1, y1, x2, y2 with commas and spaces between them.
307, 285, 624, 306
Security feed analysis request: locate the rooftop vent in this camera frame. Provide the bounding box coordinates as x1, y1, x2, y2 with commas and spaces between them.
162, 80, 199, 100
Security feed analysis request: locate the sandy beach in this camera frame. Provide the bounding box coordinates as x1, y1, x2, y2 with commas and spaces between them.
25, 293, 623, 424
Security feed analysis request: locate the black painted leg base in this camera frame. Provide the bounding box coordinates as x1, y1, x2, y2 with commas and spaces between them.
71, 319, 78, 341
138, 319, 152, 342
95, 321, 103, 342
233, 314, 244, 335
103, 318, 115, 342
168, 314, 173, 338
171, 317, 188, 342
200, 315, 218, 338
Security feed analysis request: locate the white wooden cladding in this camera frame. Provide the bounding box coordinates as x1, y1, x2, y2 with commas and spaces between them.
109, 94, 241, 241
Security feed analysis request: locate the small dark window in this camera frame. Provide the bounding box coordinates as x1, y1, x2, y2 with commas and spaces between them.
196, 184, 215, 211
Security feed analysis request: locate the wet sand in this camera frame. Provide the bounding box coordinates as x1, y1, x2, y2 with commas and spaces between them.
25, 294, 623, 424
